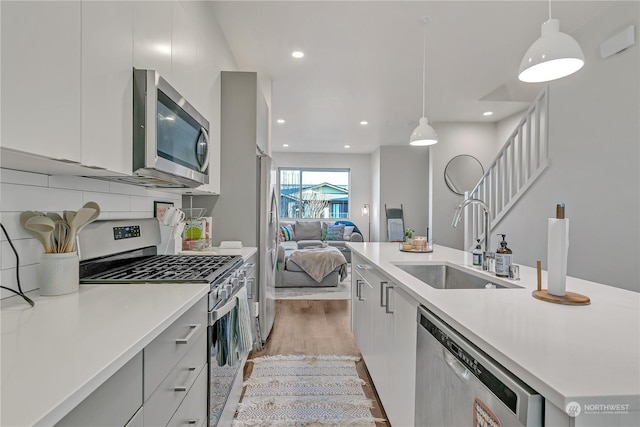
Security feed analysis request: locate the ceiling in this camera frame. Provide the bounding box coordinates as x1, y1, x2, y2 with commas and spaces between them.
211, 1, 613, 154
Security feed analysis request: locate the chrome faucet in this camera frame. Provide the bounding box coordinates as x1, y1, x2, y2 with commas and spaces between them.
451, 198, 494, 271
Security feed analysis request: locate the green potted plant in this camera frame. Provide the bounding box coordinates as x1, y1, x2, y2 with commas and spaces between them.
404, 228, 414, 241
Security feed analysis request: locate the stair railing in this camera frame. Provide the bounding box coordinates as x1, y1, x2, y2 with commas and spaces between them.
464, 87, 549, 250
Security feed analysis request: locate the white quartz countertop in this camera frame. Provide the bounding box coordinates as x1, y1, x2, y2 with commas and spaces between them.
1, 283, 210, 427
348, 242, 640, 412
180, 246, 257, 260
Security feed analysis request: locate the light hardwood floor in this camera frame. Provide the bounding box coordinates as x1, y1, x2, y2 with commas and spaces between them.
242, 299, 388, 426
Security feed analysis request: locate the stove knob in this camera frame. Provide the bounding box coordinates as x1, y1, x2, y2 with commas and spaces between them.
218, 288, 228, 300
224, 284, 233, 294
231, 278, 239, 288
238, 272, 245, 281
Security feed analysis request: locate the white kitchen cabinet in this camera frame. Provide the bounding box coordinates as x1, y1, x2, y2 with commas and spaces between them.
388, 285, 418, 427
1, 0, 81, 163
56, 352, 142, 427
133, 1, 172, 80
171, 1, 198, 108
143, 296, 208, 426
80, 1, 133, 175
352, 260, 373, 361
351, 255, 418, 427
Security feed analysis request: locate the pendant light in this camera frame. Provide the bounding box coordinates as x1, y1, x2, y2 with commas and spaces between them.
410, 17, 437, 146
518, 0, 584, 83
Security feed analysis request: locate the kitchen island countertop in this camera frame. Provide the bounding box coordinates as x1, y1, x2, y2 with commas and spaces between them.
1, 282, 210, 426
347, 242, 640, 414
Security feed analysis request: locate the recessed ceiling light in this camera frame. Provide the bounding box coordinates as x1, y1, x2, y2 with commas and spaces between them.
360, 121, 368, 125
282, 144, 289, 148
344, 145, 351, 149
483, 111, 494, 116
291, 51, 304, 59
277, 118, 286, 124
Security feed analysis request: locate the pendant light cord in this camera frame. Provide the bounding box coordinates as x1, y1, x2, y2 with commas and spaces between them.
548, 0, 552, 20
421, 17, 427, 118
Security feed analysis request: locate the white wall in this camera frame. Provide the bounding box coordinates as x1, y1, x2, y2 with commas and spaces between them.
0, 169, 182, 299
375, 146, 430, 242
430, 122, 502, 249
370, 149, 381, 241
272, 152, 372, 241
494, 2, 639, 291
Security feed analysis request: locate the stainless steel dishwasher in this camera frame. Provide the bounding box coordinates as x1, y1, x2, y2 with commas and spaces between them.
416, 306, 543, 427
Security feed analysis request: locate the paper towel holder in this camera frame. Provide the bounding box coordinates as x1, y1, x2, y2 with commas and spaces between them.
532, 260, 590, 305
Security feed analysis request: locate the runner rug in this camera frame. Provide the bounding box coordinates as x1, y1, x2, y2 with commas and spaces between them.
233, 355, 381, 427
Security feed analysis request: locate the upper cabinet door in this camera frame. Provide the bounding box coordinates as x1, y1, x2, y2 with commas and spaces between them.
171, 1, 198, 107
81, 1, 133, 175
133, 0, 172, 79
1, 1, 81, 162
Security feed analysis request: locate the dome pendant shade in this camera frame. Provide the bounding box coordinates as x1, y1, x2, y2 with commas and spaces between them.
410, 117, 438, 146
519, 19, 585, 83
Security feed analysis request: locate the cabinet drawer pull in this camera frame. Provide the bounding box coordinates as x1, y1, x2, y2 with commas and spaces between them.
356, 264, 370, 270
175, 324, 201, 344
385, 285, 395, 314
174, 386, 188, 392
187, 420, 199, 425
188, 366, 197, 371
380, 281, 388, 307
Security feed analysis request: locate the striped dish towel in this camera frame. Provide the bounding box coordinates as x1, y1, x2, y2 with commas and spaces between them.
235, 286, 253, 356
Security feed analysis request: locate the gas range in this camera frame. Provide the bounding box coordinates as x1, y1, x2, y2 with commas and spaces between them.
80, 254, 241, 284
77, 218, 244, 310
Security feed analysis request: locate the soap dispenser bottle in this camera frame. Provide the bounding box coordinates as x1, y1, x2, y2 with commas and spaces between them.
472, 239, 483, 267
495, 234, 512, 277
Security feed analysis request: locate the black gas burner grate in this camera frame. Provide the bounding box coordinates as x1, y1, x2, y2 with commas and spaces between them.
81, 255, 242, 284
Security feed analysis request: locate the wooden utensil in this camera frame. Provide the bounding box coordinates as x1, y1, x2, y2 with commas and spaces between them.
24, 215, 56, 253
66, 207, 97, 252
46, 212, 64, 223
54, 220, 70, 253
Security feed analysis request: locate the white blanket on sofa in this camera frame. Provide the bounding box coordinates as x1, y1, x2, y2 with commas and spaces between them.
288, 247, 347, 283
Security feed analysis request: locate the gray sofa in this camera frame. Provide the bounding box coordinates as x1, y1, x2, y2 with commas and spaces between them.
278, 220, 363, 263
276, 220, 362, 287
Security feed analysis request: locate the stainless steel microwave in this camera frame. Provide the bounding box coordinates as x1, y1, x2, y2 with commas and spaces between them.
130, 68, 210, 188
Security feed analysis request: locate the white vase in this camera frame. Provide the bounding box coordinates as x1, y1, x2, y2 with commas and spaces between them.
39, 252, 79, 296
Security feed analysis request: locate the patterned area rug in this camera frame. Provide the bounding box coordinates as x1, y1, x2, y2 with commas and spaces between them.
233, 355, 381, 427
275, 271, 351, 300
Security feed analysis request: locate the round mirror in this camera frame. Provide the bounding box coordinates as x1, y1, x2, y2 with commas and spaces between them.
444, 155, 485, 195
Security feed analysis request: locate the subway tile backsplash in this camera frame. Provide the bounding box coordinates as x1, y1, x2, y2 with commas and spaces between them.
0, 168, 182, 299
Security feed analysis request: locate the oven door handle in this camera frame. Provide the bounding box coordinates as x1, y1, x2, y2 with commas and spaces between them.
209, 284, 244, 324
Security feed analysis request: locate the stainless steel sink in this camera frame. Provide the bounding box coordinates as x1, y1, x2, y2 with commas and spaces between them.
393, 263, 522, 289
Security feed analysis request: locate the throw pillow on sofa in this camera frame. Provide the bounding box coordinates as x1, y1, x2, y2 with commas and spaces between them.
295, 221, 322, 240
325, 224, 345, 241
279, 224, 295, 241
343, 225, 355, 240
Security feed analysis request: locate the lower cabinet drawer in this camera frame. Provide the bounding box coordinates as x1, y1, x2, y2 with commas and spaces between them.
144, 298, 207, 401
56, 352, 142, 426
166, 365, 208, 427
125, 406, 143, 427
144, 331, 207, 427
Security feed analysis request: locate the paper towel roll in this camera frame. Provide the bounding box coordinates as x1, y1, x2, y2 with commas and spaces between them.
547, 218, 569, 296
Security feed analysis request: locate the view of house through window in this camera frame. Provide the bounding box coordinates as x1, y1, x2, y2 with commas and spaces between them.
279, 169, 350, 219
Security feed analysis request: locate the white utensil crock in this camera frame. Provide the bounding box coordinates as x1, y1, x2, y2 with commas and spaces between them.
39, 252, 79, 296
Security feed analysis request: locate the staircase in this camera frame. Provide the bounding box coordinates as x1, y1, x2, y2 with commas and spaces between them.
463, 87, 549, 250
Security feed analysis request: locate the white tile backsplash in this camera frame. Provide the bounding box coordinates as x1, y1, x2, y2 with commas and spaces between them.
82, 191, 131, 212
0, 168, 181, 299
1, 183, 84, 212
